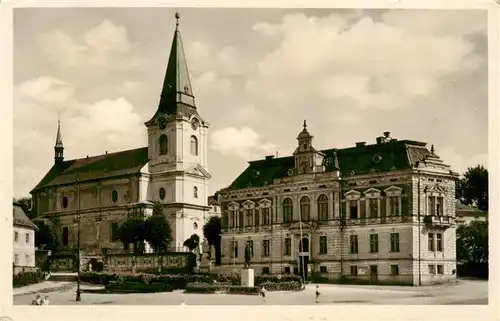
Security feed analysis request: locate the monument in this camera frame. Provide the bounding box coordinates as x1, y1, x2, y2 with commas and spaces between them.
199, 238, 212, 272
241, 242, 254, 287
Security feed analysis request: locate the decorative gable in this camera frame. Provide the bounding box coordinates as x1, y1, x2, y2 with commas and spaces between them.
227, 202, 240, 210
186, 164, 212, 179
289, 221, 316, 231
363, 188, 381, 198
344, 190, 361, 200
258, 198, 272, 207
242, 200, 256, 209
384, 185, 403, 197
425, 184, 447, 195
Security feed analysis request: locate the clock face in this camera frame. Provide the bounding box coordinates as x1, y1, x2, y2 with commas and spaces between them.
158, 117, 166, 130
191, 118, 199, 130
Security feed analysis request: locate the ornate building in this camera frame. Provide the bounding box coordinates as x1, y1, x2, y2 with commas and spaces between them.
218, 124, 458, 285
30, 14, 212, 255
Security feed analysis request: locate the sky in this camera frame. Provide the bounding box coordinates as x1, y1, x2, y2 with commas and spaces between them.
13, 8, 488, 199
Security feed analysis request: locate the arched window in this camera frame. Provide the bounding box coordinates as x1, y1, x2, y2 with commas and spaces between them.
300, 196, 311, 221
159, 135, 168, 155
190, 136, 198, 156
62, 227, 69, 246
193, 186, 198, 198
317, 194, 329, 221
282, 198, 293, 223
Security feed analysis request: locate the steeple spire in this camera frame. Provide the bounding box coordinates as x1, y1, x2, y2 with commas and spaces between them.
158, 12, 196, 116
54, 115, 64, 164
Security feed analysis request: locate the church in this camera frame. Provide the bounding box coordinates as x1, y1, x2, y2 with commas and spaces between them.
217, 124, 459, 286
30, 13, 212, 255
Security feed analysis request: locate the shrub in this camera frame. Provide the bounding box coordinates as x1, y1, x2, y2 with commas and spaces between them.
259, 281, 302, 291
13, 271, 45, 288
255, 274, 303, 285
106, 281, 173, 293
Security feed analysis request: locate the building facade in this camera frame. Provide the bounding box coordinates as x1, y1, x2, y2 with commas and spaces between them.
455, 200, 487, 226
13, 202, 37, 274
30, 14, 212, 256
219, 125, 458, 285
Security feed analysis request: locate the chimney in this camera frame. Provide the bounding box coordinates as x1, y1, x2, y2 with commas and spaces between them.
376, 137, 385, 144
265, 155, 274, 160
383, 131, 391, 139
105, 151, 108, 154
356, 142, 366, 148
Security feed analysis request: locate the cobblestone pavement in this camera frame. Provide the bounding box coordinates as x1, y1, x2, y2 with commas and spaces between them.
13, 279, 487, 305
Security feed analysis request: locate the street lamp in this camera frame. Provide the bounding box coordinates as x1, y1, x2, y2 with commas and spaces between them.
76, 173, 82, 302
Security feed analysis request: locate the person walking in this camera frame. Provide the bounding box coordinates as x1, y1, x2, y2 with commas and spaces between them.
41, 296, 50, 305
259, 286, 267, 302
315, 285, 320, 304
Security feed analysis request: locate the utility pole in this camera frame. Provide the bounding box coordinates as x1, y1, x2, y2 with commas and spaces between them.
75, 172, 82, 302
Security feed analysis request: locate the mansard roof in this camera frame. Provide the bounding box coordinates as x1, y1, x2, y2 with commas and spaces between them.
225, 139, 441, 190
31, 147, 149, 193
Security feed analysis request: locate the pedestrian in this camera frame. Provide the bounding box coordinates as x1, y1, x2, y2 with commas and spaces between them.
41, 296, 50, 305
33, 294, 42, 305
315, 285, 320, 303
259, 286, 267, 302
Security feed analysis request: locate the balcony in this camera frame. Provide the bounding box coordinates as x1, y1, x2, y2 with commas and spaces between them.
423, 215, 453, 228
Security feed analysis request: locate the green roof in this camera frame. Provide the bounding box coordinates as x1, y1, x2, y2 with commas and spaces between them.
31, 147, 149, 193
226, 140, 435, 190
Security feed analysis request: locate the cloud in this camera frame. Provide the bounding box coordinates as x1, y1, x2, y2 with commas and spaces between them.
211, 127, 278, 159
437, 146, 488, 176
14, 76, 145, 198
37, 19, 143, 70
192, 71, 232, 96
248, 12, 485, 110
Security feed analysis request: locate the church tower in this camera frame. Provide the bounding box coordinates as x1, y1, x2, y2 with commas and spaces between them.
54, 118, 64, 165
293, 120, 325, 175
145, 13, 211, 251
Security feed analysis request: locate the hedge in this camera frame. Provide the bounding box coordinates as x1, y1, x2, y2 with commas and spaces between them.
259, 281, 302, 291
105, 281, 173, 293
255, 274, 303, 285
13, 271, 46, 288
185, 283, 259, 295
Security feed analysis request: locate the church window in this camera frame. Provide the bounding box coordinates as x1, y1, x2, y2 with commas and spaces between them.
282, 198, 293, 223
159, 135, 168, 155
62, 227, 69, 246
190, 135, 198, 155
112, 190, 118, 203
317, 194, 329, 221
193, 186, 198, 198
193, 222, 198, 230
159, 187, 166, 200
300, 196, 311, 221
62, 196, 68, 209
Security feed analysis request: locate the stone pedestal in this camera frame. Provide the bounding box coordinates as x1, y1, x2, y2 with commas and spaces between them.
241, 268, 254, 287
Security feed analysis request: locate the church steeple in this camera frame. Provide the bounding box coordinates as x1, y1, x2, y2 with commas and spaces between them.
157, 12, 197, 117
54, 117, 64, 165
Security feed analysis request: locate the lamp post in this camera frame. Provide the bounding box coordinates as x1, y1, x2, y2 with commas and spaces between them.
76, 173, 82, 302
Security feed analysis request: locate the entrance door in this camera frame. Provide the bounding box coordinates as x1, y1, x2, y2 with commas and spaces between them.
369, 265, 378, 284
299, 255, 309, 280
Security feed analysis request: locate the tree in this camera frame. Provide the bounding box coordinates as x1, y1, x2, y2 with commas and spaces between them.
203, 216, 221, 265
183, 234, 200, 251
34, 220, 58, 252
143, 202, 173, 253
14, 197, 35, 219
456, 165, 488, 211
117, 211, 145, 252
456, 220, 488, 265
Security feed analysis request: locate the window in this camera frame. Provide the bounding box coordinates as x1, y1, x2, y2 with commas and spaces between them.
111, 222, 119, 242
25, 254, 30, 266
283, 198, 293, 223
389, 196, 400, 216
349, 235, 358, 254
437, 265, 444, 275
349, 200, 358, 219
428, 264, 436, 275
159, 134, 168, 155
319, 236, 328, 254
300, 196, 310, 221
25, 233, 30, 244
436, 233, 443, 252
62, 226, 69, 246
391, 265, 399, 276
193, 222, 198, 230
230, 241, 238, 258
254, 209, 260, 226
284, 238, 291, 256
247, 240, 254, 256
193, 186, 198, 198
62, 196, 68, 209
230, 210, 237, 228
262, 240, 270, 257
350, 265, 358, 276
262, 208, 270, 225
262, 267, 270, 274
368, 198, 378, 218
436, 197, 443, 216
159, 187, 166, 200
14, 231, 18, 242
112, 190, 118, 203
317, 194, 329, 221
320, 266, 327, 273
284, 267, 291, 273
369, 234, 378, 253
14, 254, 19, 266
190, 135, 198, 156
245, 209, 253, 226
428, 233, 435, 251
390, 233, 400, 252
428, 196, 444, 216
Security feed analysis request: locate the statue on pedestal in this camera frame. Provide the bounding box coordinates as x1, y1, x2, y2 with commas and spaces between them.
244, 242, 252, 269
200, 238, 211, 267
